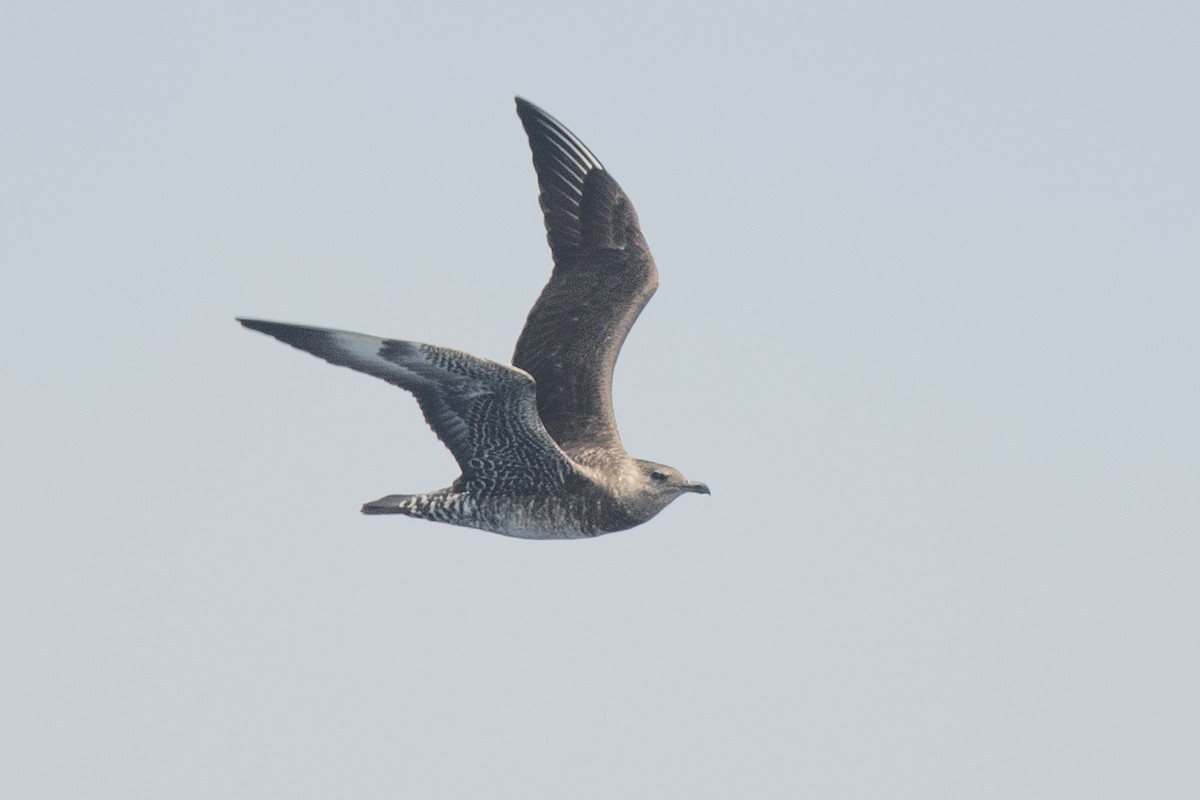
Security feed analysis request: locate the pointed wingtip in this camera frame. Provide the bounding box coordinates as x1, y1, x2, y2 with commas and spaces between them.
514, 97, 605, 179
238, 318, 279, 336
236, 319, 336, 354
514, 96, 552, 128
514, 96, 555, 122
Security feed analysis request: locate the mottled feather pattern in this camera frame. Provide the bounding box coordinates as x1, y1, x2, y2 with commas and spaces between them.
238, 320, 574, 496
238, 98, 708, 538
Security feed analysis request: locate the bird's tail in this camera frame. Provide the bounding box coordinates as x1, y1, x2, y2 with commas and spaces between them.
361, 494, 417, 515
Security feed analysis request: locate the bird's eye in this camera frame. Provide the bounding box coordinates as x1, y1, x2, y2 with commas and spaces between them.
650, 471, 668, 482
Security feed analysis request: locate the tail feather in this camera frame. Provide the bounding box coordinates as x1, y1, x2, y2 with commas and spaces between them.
361, 494, 416, 515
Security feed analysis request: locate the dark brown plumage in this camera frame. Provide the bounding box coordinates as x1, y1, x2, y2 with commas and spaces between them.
239, 98, 707, 539
513, 99, 659, 465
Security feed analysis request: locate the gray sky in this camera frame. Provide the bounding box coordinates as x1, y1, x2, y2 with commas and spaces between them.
3, 1, 1198, 797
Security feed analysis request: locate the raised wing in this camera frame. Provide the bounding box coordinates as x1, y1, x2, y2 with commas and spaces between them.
512, 97, 659, 464
239, 319, 578, 496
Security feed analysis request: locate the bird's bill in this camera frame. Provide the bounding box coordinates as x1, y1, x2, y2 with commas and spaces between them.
684, 482, 711, 495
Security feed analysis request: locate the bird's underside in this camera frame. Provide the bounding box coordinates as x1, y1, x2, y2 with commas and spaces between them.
238, 98, 708, 538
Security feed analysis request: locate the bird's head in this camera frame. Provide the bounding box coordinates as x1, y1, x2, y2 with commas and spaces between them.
617, 459, 709, 522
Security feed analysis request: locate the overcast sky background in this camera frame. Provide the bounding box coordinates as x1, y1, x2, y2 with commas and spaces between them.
3, 1, 1198, 797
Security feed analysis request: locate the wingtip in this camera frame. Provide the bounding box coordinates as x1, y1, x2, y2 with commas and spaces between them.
513, 95, 547, 123
237, 317, 274, 335
237, 318, 316, 344
513, 97, 605, 175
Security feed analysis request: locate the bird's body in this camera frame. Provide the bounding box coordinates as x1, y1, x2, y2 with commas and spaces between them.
362, 478, 633, 540
240, 98, 707, 539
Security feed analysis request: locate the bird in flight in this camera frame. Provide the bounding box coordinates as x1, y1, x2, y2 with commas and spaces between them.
239, 98, 708, 539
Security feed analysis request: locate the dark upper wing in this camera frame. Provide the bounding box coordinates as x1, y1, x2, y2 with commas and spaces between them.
512, 97, 658, 464
239, 319, 578, 495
